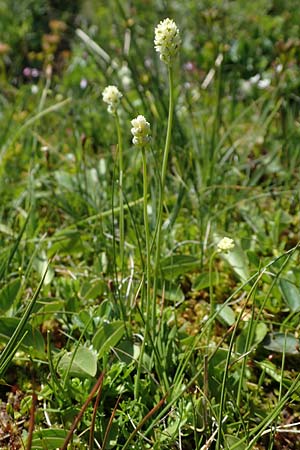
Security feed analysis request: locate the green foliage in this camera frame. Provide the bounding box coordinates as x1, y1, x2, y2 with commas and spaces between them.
0, 1, 300, 449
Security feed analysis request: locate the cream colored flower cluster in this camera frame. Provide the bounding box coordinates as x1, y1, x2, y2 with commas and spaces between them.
131, 115, 151, 147
217, 237, 235, 253
102, 18, 180, 144
102, 85, 122, 114
154, 18, 181, 65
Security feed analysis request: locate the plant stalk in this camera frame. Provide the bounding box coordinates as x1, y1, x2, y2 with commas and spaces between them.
152, 66, 174, 334
115, 112, 125, 276
135, 147, 151, 400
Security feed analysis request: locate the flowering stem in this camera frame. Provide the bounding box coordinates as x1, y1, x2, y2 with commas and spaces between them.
135, 147, 151, 400
115, 113, 125, 276
208, 250, 218, 341
152, 66, 174, 334
209, 251, 217, 315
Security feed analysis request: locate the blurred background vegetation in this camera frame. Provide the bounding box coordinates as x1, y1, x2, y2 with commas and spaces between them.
2, 0, 300, 83
1, 0, 300, 300
1, 1, 300, 448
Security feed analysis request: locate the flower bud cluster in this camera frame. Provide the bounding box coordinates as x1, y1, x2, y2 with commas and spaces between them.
154, 18, 181, 65
131, 115, 151, 147
217, 237, 235, 253
102, 85, 122, 114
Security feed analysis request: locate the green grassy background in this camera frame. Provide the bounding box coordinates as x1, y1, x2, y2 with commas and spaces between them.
0, 1, 300, 449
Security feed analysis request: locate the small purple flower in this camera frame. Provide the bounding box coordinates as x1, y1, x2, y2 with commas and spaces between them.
184, 61, 195, 72
31, 68, 40, 78
23, 67, 31, 77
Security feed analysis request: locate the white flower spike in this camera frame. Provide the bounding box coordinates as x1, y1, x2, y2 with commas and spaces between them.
131, 115, 151, 148
154, 18, 181, 65
102, 85, 122, 114
217, 237, 235, 253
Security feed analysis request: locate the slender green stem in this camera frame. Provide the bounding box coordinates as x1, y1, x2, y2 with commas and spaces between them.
152, 66, 174, 334
209, 251, 217, 316
215, 271, 261, 450
236, 298, 256, 410
208, 250, 217, 341
115, 113, 125, 276
142, 149, 151, 328
208, 56, 223, 185
135, 147, 151, 400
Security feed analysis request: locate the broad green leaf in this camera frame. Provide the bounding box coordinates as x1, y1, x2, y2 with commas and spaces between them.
80, 279, 105, 300
260, 332, 300, 356
225, 434, 246, 450
33, 251, 54, 285
236, 321, 268, 355
255, 322, 268, 343
30, 428, 68, 449
54, 170, 74, 190
31, 300, 65, 327
279, 278, 300, 312
216, 304, 235, 326
72, 310, 94, 334
48, 230, 85, 256
94, 298, 115, 320
92, 320, 125, 358
0, 278, 21, 313
0, 317, 45, 355
157, 282, 185, 302
57, 346, 97, 378
33, 297, 65, 316
222, 246, 250, 283
115, 340, 141, 365
161, 255, 199, 280
194, 271, 218, 290
247, 250, 260, 268
0, 223, 14, 236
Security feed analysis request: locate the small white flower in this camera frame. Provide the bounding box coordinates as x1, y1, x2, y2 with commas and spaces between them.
31, 85, 39, 95
119, 64, 132, 90
250, 74, 260, 84
80, 78, 88, 89
257, 78, 271, 89
217, 237, 235, 253
102, 85, 122, 114
154, 18, 181, 65
131, 115, 151, 147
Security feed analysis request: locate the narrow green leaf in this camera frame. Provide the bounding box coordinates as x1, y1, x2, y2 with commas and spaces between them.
0, 266, 48, 376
